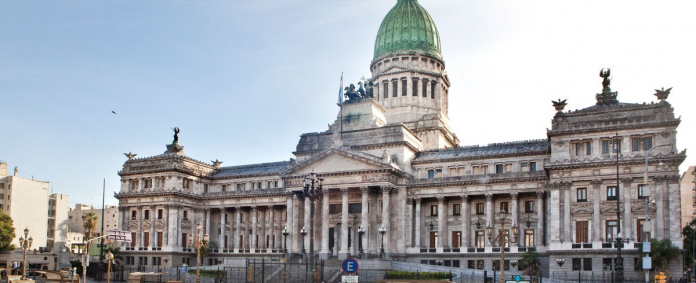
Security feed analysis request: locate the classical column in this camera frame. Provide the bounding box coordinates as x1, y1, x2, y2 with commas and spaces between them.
536, 191, 545, 246
286, 193, 294, 253
655, 176, 666, 239
461, 195, 469, 248
205, 209, 211, 236
381, 186, 391, 256
175, 205, 181, 247
304, 197, 311, 254
259, 208, 266, 249
622, 178, 633, 242
251, 206, 258, 251
235, 207, 241, 252
510, 193, 518, 228
268, 205, 274, 250
320, 191, 330, 259
360, 187, 369, 254
219, 207, 226, 251
415, 198, 422, 249
137, 206, 143, 248
591, 180, 602, 243
150, 206, 156, 249
563, 186, 571, 243
667, 175, 682, 244
339, 188, 350, 259
437, 196, 445, 249
485, 194, 493, 247
165, 205, 170, 247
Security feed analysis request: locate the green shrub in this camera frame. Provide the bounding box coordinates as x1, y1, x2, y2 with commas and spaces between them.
385, 270, 450, 280
187, 269, 225, 279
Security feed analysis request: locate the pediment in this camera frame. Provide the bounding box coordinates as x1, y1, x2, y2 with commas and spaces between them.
283, 147, 393, 176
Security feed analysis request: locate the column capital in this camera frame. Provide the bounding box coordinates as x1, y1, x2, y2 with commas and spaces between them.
437, 196, 445, 202
380, 186, 391, 194
251, 205, 257, 211
340, 188, 349, 195
461, 195, 468, 201
415, 197, 422, 204
621, 177, 634, 185
485, 194, 493, 201
360, 186, 370, 193
510, 192, 518, 199
536, 191, 544, 198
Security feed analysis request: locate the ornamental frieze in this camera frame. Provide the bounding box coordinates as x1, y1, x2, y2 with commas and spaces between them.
155, 219, 166, 229
631, 200, 656, 213
128, 220, 138, 229
600, 201, 625, 214
181, 220, 192, 230
141, 220, 152, 229
570, 202, 593, 215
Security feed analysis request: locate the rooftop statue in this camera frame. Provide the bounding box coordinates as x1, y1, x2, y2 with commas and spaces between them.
654, 87, 672, 102
599, 68, 612, 92
552, 99, 568, 112
344, 78, 374, 102
344, 84, 360, 101
173, 127, 180, 143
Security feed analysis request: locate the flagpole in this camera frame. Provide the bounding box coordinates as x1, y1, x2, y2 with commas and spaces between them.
339, 72, 344, 139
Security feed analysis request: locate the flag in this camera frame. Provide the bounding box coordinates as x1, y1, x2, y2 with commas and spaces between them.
338, 72, 344, 106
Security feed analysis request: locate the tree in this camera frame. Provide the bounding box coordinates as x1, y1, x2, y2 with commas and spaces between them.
520, 251, 540, 276
82, 212, 98, 240
683, 219, 696, 269
0, 210, 16, 251
650, 238, 681, 277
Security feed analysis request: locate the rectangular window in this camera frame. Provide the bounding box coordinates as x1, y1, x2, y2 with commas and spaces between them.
499, 202, 509, 213
575, 143, 581, 156
453, 204, 461, 216
158, 209, 163, 219
431, 82, 435, 99
606, 220, 617, 242
329, 204, 342, 214
606, 186, 617, 200
131, 211, 137, 220
412, 80, 418, 96
530, 162, 537, 172
144, 210, 150, 220
435, 169, 442, 178
583, 258, 592, 271
348, 203, 362, 214
429, 231, 438, 248
525, 201, 534, 213
468, 260, 475, 269
384, 82, 388, 99
392, 81, 398, 97
431, 205, 438, 216
572, 258, 582, 271
143, 232, 150, 247
222, 184, 227, 191
586, 142, 592, 155
203, 184, 209, 192
504, 164, 512, 172
157, 232, 163, 247
402, 80, 407, 96
521, 162, 528, 172
472, 166, 480, 175
577, 188, 587, 202
524, 229, 534, 247
427, 170, 435, 179
422, 80, 428, 97
576, 221, 589, 243
638, 184, 647, 199
475, 231, 485, 248
495, 164, 503, 174
632, 138, 641, 151
449, 168, 457, 176
183, 210, 188, 219
182, 233, 187, 248
643, 136, 653, 150
603, 258, 613, 271
451, 231, 461, 248
476, 203, 484, 215
602, 140, 610, 154
131, 232, 137, 247
613, 139, 621, 153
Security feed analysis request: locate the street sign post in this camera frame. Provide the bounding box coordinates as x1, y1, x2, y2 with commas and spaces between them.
341, 275, 358, 283
342, 258, 359, 274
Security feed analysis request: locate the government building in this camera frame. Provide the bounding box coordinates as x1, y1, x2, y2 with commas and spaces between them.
115, 0, 686, 278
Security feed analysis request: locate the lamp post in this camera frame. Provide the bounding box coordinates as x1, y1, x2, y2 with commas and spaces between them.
613, 132, 624, 283
379, 226, 387, 259
300, 226, 307, 259
104, 251, 114, 283
188, 223, 209, 283
358, 226, 365, 259
18, 228, 33, 280
487, 210, 518, 283
297, 171, 323, 283
642, 143, 672, 283
282, 227, 289, 283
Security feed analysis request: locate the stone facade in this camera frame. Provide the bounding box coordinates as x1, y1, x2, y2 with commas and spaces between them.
114, 0, 686, 278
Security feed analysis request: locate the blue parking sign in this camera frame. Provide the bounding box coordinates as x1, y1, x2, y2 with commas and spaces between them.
342, 258, 359, 274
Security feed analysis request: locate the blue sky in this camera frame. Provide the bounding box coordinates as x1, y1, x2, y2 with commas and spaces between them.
2, 0, 695, 207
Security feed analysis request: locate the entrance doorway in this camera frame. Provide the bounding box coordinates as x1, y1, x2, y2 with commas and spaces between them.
328, 228, 335, 252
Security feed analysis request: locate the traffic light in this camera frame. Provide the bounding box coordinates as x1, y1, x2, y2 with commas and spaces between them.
654, 272, 666, 283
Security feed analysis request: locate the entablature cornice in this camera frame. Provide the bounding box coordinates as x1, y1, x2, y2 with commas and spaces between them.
408, 171, 547, 189
545, 153, 685, 170
547, 120, 680, 138
412, 150, 550, 165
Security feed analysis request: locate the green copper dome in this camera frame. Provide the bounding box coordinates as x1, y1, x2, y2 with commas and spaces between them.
374, 0, 442, 61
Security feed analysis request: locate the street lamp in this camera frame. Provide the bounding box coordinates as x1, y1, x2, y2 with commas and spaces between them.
188, 222, 209, 283
18, 228, 33, 280
379, 226, 387, 259
556, 258, 565, 267
487, 209, 518, 283
104, 251, 114, 283
358, 226, 365, 259
300, 226, 307, 259
297, 170, 323, 283
282, 227, 289, 256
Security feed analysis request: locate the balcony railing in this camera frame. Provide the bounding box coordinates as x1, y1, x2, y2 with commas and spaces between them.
413, 171, 547, 185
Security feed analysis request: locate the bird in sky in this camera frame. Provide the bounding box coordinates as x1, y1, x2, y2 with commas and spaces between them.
112, 111, 117, 114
